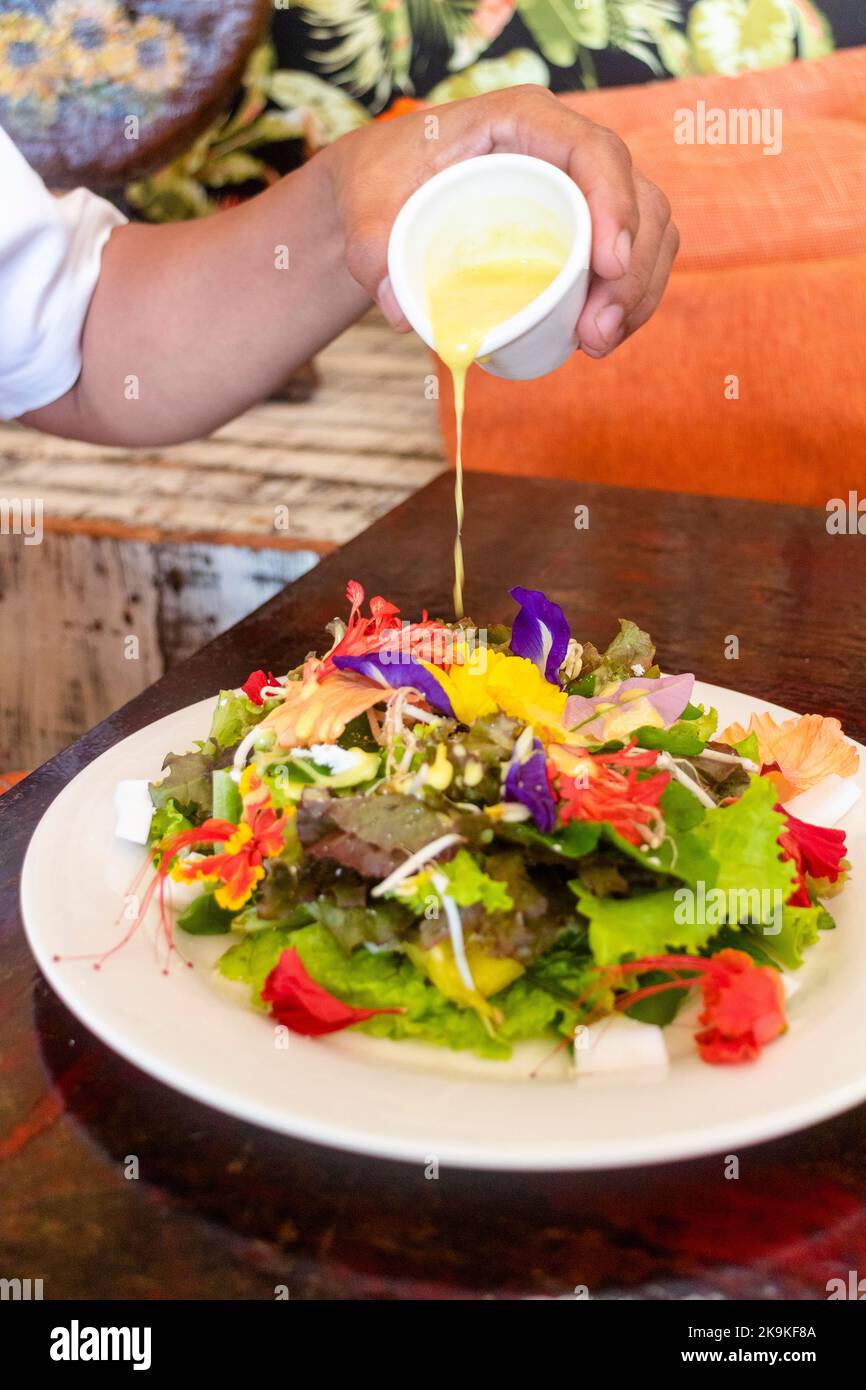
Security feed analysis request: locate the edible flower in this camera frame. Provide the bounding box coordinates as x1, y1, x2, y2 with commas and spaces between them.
260, 664, 390, 746
170, 770, 289, 909
564, 671, 695, 743
333, 650, 455, 716
427, 647, 568, 731
241, 669, 278, 705
549, 740, 670, 845
262, 947, 404, 1036
777, 807, 848, 906
320, 580, 441, 675
586, 949, 787, 1065
504, 733, 557, 832
720, 711, 859, 801
509, 586, 570, 684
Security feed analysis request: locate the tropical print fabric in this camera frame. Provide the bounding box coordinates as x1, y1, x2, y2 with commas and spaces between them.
271, 0, 856, 114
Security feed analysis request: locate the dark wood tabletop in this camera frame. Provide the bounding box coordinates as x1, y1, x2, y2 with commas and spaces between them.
2, 470, 866, 1302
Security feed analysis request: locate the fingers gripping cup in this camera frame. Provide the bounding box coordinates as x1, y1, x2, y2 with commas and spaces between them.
386, 153, 592, 382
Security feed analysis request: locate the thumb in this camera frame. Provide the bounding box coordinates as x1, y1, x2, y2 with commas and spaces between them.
343, 215, 411, 331
376, 275, 411, 332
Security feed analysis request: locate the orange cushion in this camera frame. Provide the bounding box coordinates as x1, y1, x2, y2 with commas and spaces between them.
439, 252, 866, 506
435, 48, 866, 503
560, 46, 866, 138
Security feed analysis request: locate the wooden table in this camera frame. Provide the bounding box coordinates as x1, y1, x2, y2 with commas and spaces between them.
2, 471, 865, 1301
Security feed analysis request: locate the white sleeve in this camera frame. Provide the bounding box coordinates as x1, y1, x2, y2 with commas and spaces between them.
0, 125, 127, 419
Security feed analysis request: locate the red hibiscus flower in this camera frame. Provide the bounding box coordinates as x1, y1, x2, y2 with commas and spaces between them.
777, 807, 847, 907
261, 948, 404, 1037
242, 669, 278, 705
586, 949, 787, 1066
694, 949, 787, 1063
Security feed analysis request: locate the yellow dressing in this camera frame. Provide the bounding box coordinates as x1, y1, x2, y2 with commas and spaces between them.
426, 224, 567, 617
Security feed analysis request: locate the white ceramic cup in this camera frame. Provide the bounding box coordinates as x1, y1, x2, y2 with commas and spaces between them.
386, 153, 592, 382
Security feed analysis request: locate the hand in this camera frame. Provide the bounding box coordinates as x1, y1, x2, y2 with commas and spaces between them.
323, 86, 679, 359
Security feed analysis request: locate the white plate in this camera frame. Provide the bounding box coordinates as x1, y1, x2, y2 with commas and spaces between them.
20, 682, 866, 1170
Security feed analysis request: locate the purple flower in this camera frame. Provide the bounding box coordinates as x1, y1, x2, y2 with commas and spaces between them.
333, 652, 454, 717
509, 586, 570, 685
564, 672, 695, 740
504, 739, 557, 832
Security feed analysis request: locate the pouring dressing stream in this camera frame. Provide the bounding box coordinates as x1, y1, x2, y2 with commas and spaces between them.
427, 232, 567, 616
386, 154, 592, 619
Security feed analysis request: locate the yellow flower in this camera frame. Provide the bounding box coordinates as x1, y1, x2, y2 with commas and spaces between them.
487, 656, 568, 731
425, 648, 568, 733
423, 647, 501, 724
721, 711, 859, 800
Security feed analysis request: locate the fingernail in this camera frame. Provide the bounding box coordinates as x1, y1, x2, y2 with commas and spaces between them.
581, 344, 605, 359
614, 229, 632, 275
594, 303, 625, 346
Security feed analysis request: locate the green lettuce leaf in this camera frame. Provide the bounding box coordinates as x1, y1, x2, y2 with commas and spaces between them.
525, 928, 592, 997
599, 781, 717, 888
692, 776, 798, 922
307, 896, 413, 953
149, 799, 192, 846
742, 903, 835, 971
176, 891, 235, 935
572, 884, 720, 965
208, 688, 278, 750
729, 731, 761, 762
149, 738, 233, 820
218, 922, 568, 1059
398, 849, 513, 915
498, 818, 602, 862
582, 619, 655, 688
624, 969, 692, 1025
575, 778, 800, 965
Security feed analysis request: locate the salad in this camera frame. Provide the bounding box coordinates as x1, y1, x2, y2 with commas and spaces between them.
130, 582, 858, 1069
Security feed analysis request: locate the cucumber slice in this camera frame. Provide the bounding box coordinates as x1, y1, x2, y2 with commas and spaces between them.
212, 768, 242, 824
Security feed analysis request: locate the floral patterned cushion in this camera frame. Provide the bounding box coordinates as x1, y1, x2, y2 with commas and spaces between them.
0, 0, 269, 186
272, 1, 863, 113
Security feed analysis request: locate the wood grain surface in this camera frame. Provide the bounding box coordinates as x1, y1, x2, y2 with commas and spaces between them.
2, 471, 866, 1301
0, 314, 443, 766
0, 315, 444, 551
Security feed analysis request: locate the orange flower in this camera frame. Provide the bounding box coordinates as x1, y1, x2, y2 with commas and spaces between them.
262, 581, 444, 745
548, 740, 670, 846
320, 579, 441, 677
169, 771, 289, 910
260, 665, 388, 747
721, 711, 858, 800
694, 949, 787, 1064
589, 949, 787, 1066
